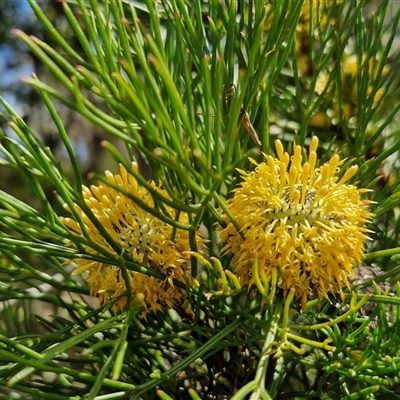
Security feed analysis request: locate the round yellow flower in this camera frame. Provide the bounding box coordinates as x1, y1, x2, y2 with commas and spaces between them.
220, 137, 373, 307
61, 163, 199, 313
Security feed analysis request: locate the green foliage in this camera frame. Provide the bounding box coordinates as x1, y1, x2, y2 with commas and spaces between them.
1, 1, 400, 399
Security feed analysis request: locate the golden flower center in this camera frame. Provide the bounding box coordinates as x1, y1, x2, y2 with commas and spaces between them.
260, 184, 319, 229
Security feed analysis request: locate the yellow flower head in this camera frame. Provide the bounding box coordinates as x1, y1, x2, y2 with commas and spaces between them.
220, 137, 373, 308
62, 163, 199, 313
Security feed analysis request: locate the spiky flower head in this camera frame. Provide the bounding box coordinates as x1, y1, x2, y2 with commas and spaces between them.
61, 163, 199, 313
220, 137, 373, 307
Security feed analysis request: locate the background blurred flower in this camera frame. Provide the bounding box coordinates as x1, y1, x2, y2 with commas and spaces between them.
220, 137, 373, 307
310, 50, 390, 129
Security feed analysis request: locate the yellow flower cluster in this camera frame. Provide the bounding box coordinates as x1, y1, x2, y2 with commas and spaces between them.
220, 137, 373, 307
62, 163, 198, 313
63, 139, 373, 313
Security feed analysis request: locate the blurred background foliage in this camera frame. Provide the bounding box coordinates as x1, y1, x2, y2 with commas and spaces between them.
0, 0, 116, 200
